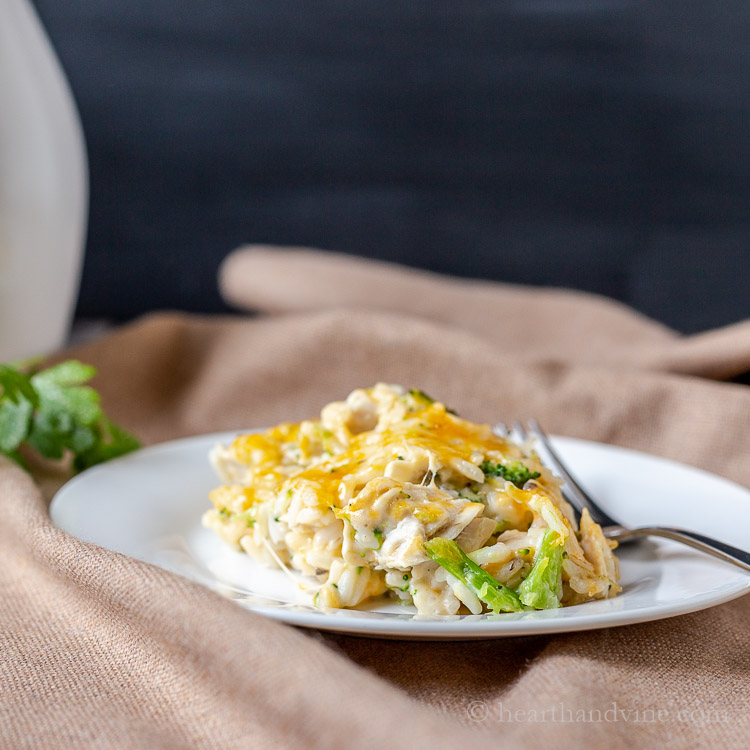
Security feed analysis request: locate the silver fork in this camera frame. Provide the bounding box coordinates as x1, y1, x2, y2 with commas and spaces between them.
495, 420, 750, 573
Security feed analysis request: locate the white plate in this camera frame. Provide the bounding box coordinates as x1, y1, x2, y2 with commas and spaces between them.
50, 432, 750, 639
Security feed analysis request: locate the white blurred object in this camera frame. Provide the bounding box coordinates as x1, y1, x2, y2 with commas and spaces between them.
0, 0, 88, 361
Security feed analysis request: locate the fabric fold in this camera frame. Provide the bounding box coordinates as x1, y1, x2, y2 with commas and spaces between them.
219, 245, 750, 380
1, 455, 473, 750
2, 249, 749, 749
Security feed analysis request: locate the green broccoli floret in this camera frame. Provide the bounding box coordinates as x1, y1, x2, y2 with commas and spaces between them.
407, 388, 458, 415
516, 528, 564, 609
423, 537, 523, 613
480, 459, 540, 488
408, 388, 434, 404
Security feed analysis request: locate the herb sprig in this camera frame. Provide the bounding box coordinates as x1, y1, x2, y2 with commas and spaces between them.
0, 359, 140, 472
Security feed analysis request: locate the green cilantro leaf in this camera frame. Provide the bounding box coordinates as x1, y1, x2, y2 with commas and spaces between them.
72, 418, 141, 471
0, 365, 39, 407
31, 364, 102, 426
0, 359, 140, 474
31, 360, 97, 387
0, 397, 34, 453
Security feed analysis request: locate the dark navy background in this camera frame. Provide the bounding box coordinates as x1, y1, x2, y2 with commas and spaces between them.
32, 1, 750, 332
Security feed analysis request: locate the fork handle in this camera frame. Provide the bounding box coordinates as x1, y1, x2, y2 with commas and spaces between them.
604, 525, 750, 573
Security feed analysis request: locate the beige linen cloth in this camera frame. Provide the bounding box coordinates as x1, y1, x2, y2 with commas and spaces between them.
2, 247, 750, 750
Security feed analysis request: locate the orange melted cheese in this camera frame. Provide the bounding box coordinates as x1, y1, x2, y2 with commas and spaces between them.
221, 402, 521, 513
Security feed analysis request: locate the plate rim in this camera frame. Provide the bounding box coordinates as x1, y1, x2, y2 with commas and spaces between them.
50, 430, 750, 640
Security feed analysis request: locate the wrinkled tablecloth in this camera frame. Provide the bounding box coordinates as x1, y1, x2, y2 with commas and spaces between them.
2, 247, 749, 749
